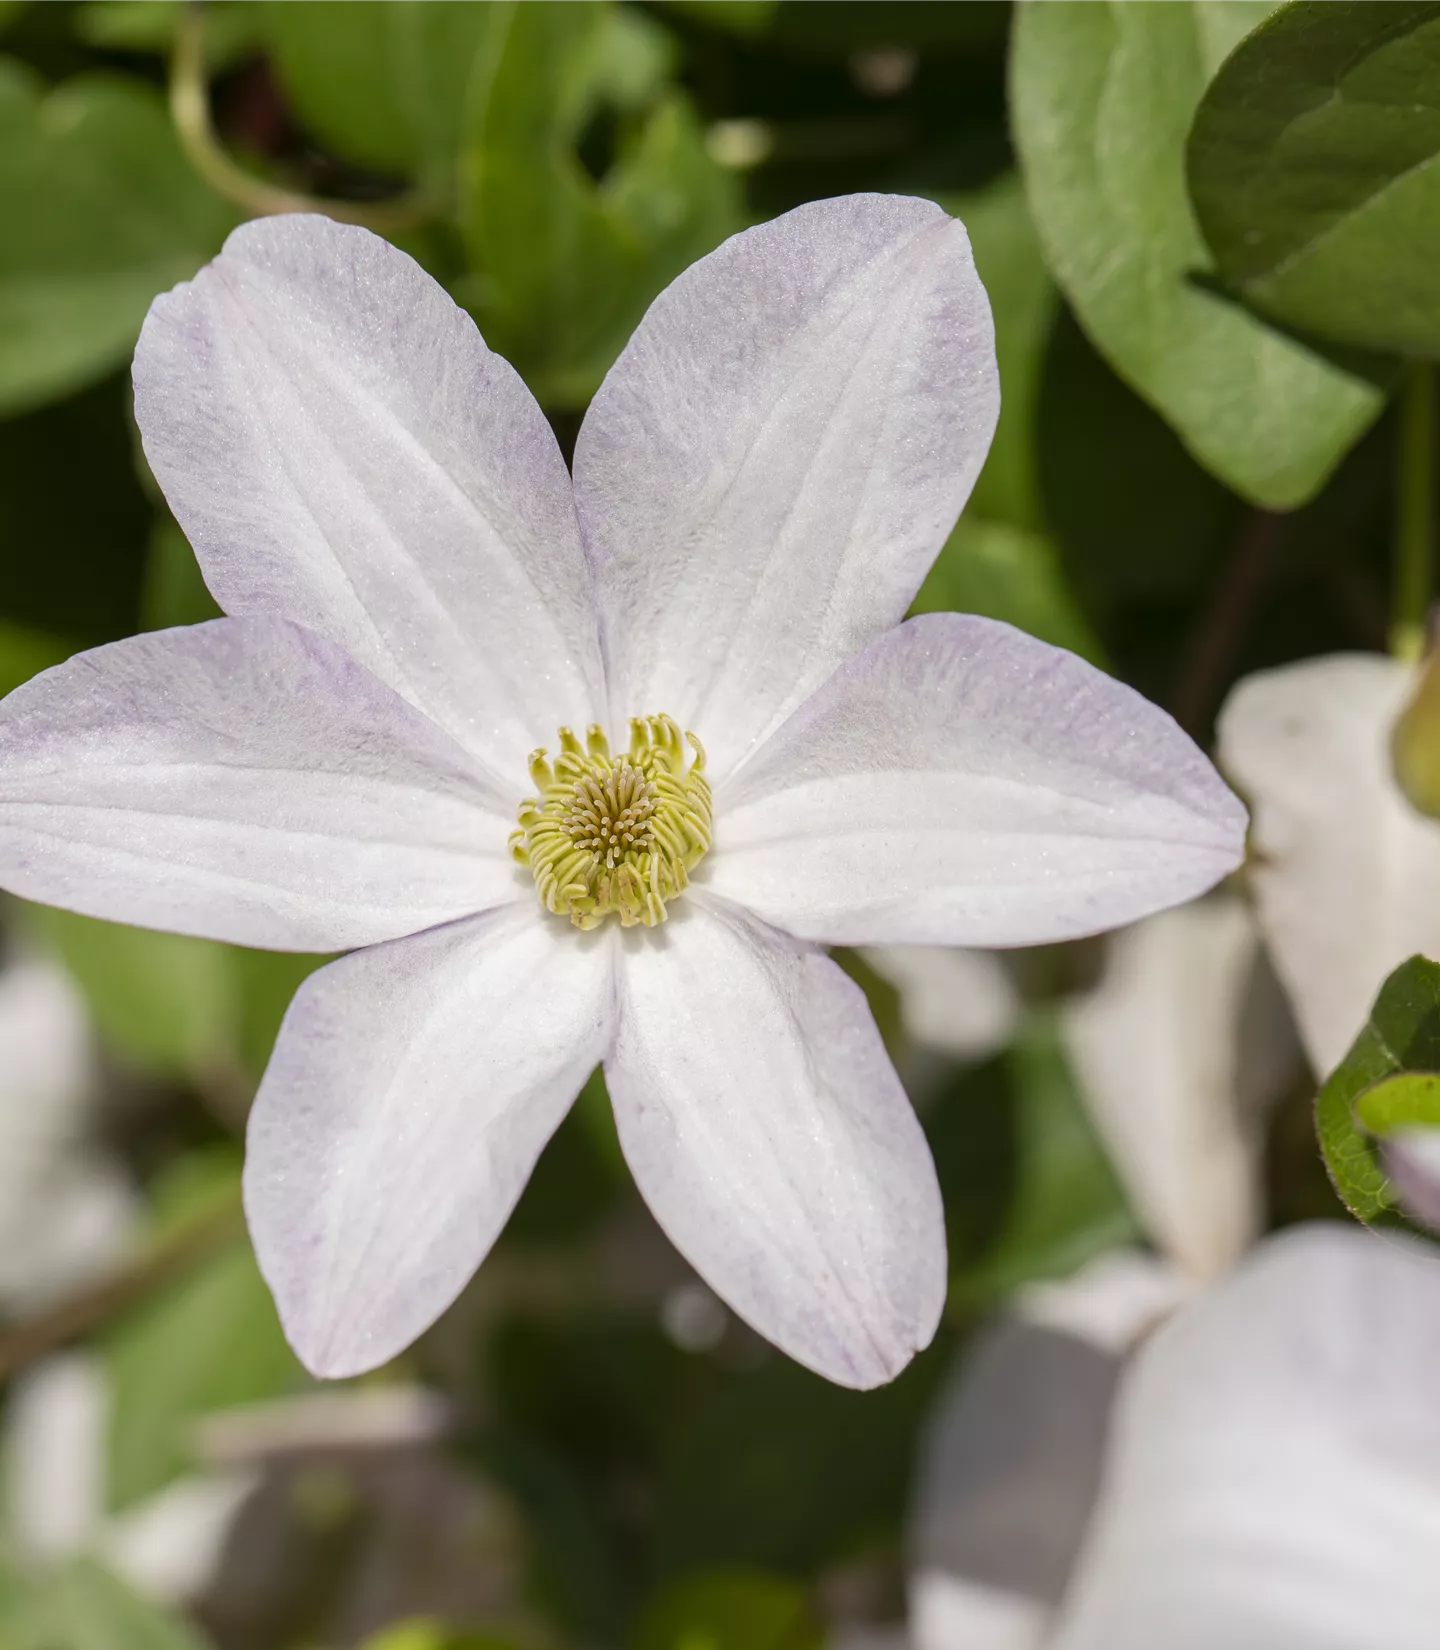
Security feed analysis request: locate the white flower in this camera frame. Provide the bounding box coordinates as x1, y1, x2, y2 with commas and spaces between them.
906, 1225, 1440, 1650
0, 200, 1243, 1385
1217, 652, 1440, 1076
860, 945, 1021, 1063
0, 950, 135, 1312
1059, 895, 1299, 1283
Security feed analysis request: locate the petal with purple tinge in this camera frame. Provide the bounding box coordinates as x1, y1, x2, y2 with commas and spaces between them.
709, 615, 1245, 947
0, 619, 518, 951
605, 897, 944, 1389
574, 194, 997, 780
134, 214, 603, 780
245, 904, 615, 1377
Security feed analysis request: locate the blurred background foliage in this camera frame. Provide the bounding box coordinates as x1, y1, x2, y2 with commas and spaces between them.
0, 1, 1431, 1646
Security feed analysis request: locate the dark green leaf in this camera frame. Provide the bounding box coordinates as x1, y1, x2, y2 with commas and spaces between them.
0, 62, 232, 415
1315, 953, 1440, 1221
937, 174, 1056, 532
654, 1336, 947, 1576
260, 0, 502, 180
140, 517, 222, 633
1010, 0, 1382, 506
458, 0, 740, 406
912, 517, 1105, 664
0, 616, 69, 698
1189, 1, 1440, 358
634, 1571, 822, 1650
963, 1011, 1138, 1301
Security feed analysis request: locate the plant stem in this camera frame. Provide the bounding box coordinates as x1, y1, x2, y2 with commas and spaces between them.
1392, 362, 1437, 662
170, 2, 430, 234
0, 1188, 244, 1379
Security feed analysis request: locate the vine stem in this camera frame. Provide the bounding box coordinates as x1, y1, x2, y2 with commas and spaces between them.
0, 1188, 244, 1379
170, 2, 430, 234
1392, 362, 1436, 663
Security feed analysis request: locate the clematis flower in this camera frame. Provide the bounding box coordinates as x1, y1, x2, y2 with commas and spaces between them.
902, 1225, 1440, 1650
1217, 653, 1440, 1077
0, 199, 1243, 1386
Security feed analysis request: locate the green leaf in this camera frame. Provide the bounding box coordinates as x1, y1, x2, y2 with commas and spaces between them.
259, 0, 502, 180
0, 62, 233, 416
360, 1621, 521, 1650
75, 0, 260, 68
1355, 1071, 1440, 1134
105, 1156, 305, 1509
936, 174, 1057, 532
22, 905, 239, 1083
912, 517, 1106, 664
634, 1571, 822, 1650
0, 1557, 212, 1650
1188, 1, 1440, 358
653, 0, 1002, 45
1316, 954, 1440, 1221
964, 1010, 1138, 1301
140, 517, 222, 633
1010, 0, 1384, 507
654, 1339, 946, 1576
458, 0, 741, 406
230, 946, 330, 1079
0, 616, 70, 698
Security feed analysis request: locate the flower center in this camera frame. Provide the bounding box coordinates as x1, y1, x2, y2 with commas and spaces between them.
510, 715, 712, 929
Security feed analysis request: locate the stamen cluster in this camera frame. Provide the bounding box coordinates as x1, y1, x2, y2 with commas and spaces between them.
511, 715, 712, 928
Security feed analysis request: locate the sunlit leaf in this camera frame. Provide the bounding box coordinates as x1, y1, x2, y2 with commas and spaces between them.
0, 1557, 212, 1650
634, 1570, 822, 1650
1011, 0, 1383, 507
0, 61, 232, 416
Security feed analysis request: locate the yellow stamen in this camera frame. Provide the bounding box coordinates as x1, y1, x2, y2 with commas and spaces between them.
510, 714, 712, 929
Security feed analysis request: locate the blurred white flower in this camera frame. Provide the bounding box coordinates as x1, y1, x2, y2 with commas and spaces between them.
0, 204, 1243, 1388
3, 1351, 257, 1606
861, 947, 1021, 1063
1217, 653, 1440, 1077
1059, 896, 1300, 1283
903, 1225, 1440, 1650
0, 951, 135, 1312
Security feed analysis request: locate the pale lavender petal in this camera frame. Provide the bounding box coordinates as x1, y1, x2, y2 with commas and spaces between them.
0, 619, 517, 950
245, 904, 615, 1378
134, 214, 604, 781
605, 897, 944, 1389
706, 615, 1245, 946
574, 194, 998, 780
1051, 1225, 1440, 1650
